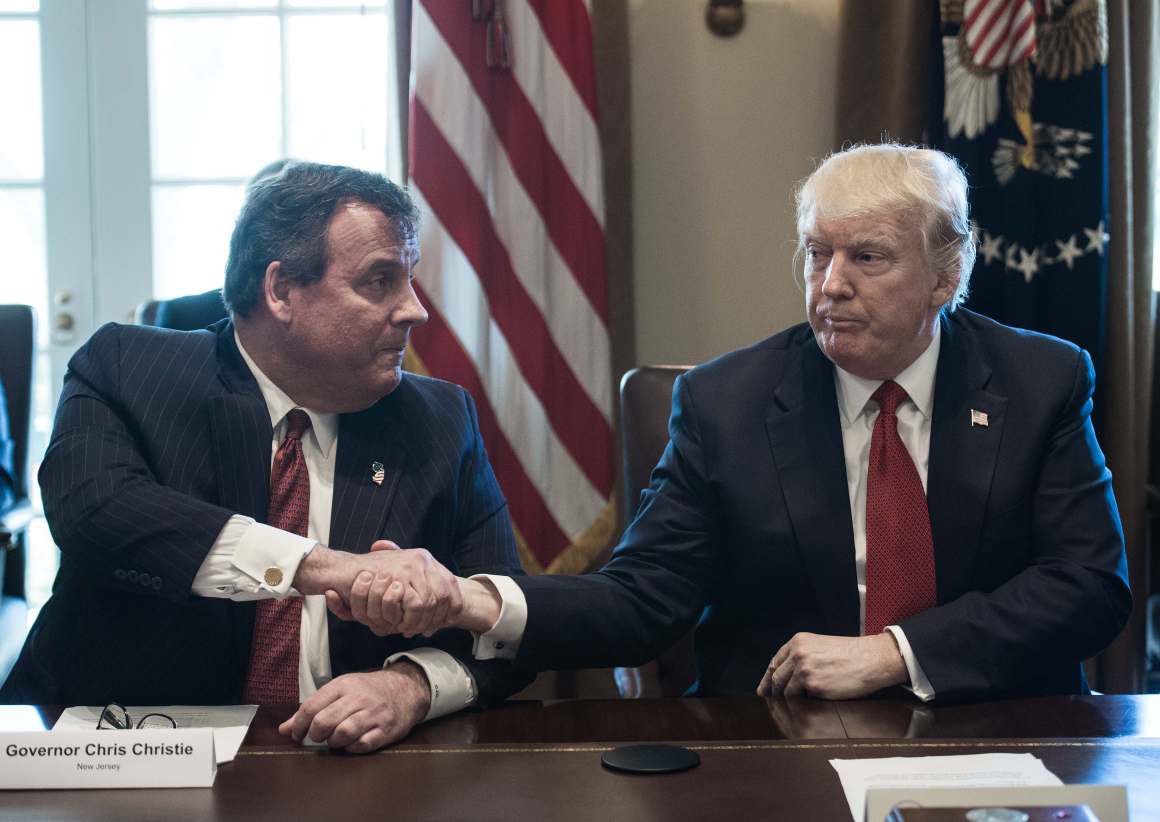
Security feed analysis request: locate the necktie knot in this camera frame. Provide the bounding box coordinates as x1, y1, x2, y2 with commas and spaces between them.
283, 409, 311, 442
871, 380, 908, 416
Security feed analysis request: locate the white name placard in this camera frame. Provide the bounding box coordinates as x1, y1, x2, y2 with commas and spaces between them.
0, 730, 217, 789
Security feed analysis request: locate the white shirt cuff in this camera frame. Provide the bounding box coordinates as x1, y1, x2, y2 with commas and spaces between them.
191, 515, 316, 600
886, 624, 936, 702
385, 648, 477, 722
469, 574, 526, 660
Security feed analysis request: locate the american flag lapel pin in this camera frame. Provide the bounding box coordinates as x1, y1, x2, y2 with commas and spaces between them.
970, 409, 989, 428
371, 461, 385, 486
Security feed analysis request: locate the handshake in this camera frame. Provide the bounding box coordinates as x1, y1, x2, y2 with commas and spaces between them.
291, 541, 502, 638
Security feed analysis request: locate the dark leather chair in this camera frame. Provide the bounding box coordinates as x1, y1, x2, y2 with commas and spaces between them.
136, 289, 228, 331
0, 305, 35, 683
615, 365, 697, 698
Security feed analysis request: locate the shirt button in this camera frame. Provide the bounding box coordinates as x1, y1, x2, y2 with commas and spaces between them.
264, 567, 284, 587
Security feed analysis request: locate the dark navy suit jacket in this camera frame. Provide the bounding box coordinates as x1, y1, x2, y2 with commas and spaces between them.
513, 309, 1131, 702
1, 320, 530, 705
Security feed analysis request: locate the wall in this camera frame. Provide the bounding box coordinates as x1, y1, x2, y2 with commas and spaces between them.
628, 0, 842, 366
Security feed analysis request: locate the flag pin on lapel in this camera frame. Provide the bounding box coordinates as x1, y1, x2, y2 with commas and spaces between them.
371, 461, 385, 486
970, 409, 989, 428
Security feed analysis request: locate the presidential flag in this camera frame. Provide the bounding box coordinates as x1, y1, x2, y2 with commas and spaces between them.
407, 1, 616, 573
932, 0, 1110, 375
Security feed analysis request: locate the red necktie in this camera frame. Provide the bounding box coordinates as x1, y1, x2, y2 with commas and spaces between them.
243, 409, 311, 705
863, 381, 937, 636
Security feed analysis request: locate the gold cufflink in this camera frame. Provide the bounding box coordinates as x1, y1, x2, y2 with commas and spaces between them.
264, 567, 284, 587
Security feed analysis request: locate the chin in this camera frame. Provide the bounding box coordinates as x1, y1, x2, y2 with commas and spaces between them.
817, 335, 851, 364
328, 371, 402, 413
376, 368, 404, 397
820, 342, 871, 376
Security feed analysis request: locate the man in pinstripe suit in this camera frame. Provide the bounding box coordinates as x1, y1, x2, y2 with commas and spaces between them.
0, 163, 530, 753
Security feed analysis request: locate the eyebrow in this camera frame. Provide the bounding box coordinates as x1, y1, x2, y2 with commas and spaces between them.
848, 232, 901, 250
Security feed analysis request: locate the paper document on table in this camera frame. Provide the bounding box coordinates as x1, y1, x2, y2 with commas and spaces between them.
53, 705, 258, 764
829, 752, 1063, 822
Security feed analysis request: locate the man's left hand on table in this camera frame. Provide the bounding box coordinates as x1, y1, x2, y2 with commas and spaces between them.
278, 660, 432, 753
756, 632, 908, 700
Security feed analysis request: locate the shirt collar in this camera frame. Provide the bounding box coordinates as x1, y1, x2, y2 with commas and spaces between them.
833, 323, 941, 426
234, 330, 339, 458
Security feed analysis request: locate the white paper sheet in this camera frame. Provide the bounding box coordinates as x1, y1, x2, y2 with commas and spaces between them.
829, 752, 1063, 822
53, 705, 258, 764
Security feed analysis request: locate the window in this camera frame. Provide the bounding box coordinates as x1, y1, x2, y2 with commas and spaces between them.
0, 0, 56, 615
147, 1, 396, 298
0, 2, 48, 342
0, 0, 402, 614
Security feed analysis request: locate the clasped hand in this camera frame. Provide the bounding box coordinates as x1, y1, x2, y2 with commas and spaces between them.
293, 540, 462, 637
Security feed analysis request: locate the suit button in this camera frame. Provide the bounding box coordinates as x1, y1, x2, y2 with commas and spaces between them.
495, 641, 505, 650
126, 570, 138, 583
114, 569, 126, 581
152, 577, 162, 591
139, 574, 151, 587
264, 567, 284, 587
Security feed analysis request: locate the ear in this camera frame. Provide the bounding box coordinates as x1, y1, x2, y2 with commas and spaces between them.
263, 261, 293, 324
930, 267, 959, 310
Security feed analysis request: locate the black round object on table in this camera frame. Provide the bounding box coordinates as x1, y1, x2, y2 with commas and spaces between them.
600, 744, 701, 774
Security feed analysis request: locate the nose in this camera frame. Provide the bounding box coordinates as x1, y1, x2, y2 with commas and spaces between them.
820, 253, 855, 299
395, 282, 430, 329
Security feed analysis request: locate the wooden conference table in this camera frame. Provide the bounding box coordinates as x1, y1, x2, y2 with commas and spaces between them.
2, 695, 1159, 820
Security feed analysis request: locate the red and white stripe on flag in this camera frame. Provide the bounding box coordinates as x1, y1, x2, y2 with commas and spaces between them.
409, 0, 614, 571
962, 0, 1037, 69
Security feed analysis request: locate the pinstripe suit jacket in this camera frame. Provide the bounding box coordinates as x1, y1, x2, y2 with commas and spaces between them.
1, 320, 530, 706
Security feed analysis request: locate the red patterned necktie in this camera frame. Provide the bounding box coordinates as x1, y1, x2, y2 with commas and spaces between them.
863, 381, 937, 636
243, 409, 311, 705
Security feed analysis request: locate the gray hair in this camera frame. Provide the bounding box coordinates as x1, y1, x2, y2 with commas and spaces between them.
795, 143, 976, 311
224, 161, 419, 317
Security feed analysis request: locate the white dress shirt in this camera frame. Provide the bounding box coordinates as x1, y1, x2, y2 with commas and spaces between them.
833, 328, 940, 701
472, 329, 945, 701
190, 333, 476, 719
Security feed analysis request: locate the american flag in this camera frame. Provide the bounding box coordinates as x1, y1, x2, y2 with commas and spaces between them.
962, 0, 1038, 69
407, 0, 615, 572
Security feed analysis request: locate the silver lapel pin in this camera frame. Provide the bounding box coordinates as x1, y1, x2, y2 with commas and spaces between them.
970, 409, 989, 428
371, 461, 385, 486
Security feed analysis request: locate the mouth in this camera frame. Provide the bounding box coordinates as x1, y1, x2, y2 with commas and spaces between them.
820, 316, 863, 329
378, 346, 406, 362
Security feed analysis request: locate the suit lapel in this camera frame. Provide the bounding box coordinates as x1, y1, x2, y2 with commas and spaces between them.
208, 323, 271, 521
765, 337, 860, 636
926, 314, 1007, 602
328, 385, 410, 555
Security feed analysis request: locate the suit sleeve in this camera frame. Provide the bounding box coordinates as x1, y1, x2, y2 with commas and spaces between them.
421, 387, 535, 705
38, 324, 234, 604
900, 348, 1132, 701
511, 373, 721, 672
